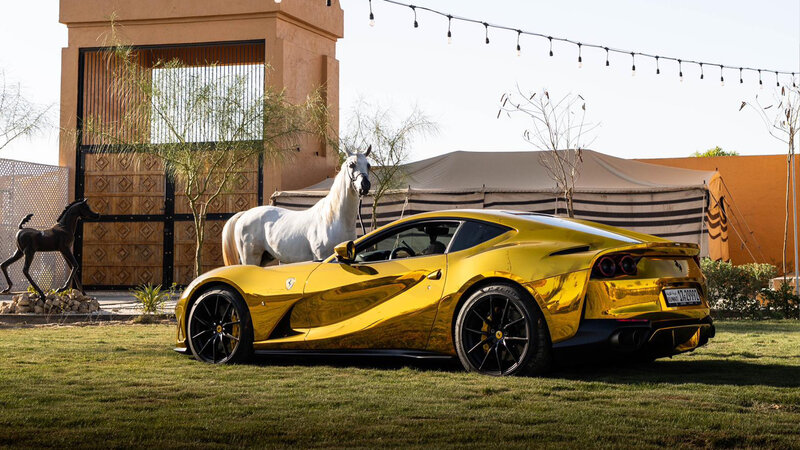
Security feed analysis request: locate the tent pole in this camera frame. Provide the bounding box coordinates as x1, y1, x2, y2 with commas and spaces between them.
792, 149, 800, 295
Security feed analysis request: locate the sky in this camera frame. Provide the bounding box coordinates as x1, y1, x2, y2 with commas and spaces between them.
0, 0, 798, 165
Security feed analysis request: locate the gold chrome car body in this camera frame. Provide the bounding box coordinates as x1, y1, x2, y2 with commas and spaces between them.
175, 210, 713, 359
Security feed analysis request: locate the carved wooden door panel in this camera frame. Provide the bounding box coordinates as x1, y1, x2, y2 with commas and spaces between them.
81, 153, 165, 287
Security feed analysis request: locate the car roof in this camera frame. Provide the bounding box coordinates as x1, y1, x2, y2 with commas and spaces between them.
374, 209, 661, 245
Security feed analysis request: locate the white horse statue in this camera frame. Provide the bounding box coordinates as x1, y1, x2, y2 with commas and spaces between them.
221, 147, 372, 266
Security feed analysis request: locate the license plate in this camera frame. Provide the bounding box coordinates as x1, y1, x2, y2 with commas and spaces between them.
663, 288, 702, 307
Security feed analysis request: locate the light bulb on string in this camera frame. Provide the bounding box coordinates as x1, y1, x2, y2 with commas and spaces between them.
700, 63, 704, 80
447, 15, 452, 44
739, 68, 743, 84
678, 59, 683, 83
484, 22, 489, 44
655, 56, 660, 75
793, 73, 797, 88
516, 31, 522, 56
411, 6, 418, 28
604, 47, 609, 67
368, 0, 374, 26
759, 69, 763, 89
631, 52, 636, 77
720, 66, 724, 86
775, 71, 780, 87
577, 43, 582, 68
326, 0, 331, 6
548, 37, 553, 57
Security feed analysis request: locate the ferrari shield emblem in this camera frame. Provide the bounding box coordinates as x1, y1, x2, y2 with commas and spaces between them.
285, 277, 296, 290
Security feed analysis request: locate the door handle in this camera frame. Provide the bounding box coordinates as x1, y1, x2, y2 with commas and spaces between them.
426, 269, 442, 280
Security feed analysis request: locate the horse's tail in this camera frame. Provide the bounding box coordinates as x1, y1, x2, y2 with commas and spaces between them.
18, 214, 33, 229
222, 211, 245, 266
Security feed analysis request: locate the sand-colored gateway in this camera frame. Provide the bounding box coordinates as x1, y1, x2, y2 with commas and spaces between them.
58, 0, 343, 287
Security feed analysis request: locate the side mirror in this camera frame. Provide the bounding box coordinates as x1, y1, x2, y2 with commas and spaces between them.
334, 241, 356, 263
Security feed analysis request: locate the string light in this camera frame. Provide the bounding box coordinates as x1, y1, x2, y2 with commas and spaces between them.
369, 0, 375, 26
327, 0, 332, 6
719, 65, 724, 86
759, 69, 763, 89
447, 15, 452, 44
369, 0, 794, 87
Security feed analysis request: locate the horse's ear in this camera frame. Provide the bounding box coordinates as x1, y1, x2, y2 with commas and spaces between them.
364, 145, 371, 157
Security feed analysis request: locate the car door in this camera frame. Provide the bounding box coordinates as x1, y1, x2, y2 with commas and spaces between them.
293, 220, 461, 350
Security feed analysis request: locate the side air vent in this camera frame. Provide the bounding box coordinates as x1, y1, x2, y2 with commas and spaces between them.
549, 245, 591, 256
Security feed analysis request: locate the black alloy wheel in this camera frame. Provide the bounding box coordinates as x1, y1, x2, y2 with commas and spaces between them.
454, 283, 551, 376
187, 287, 253, 364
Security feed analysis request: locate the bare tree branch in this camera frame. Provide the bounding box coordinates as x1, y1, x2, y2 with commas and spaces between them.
499, 88, 598, 217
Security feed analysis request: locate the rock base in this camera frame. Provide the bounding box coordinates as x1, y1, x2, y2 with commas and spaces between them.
0, 290, 101, 314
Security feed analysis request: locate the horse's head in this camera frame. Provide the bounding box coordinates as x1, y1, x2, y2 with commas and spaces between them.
343, 146, 372, 196
76, 198, 101, 220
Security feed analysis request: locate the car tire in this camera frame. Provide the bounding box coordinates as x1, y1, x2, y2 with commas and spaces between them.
454, 283, 552, 376
187, 287, 253, 364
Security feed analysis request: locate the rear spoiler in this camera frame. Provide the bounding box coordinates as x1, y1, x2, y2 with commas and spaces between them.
596, 242, 700, 258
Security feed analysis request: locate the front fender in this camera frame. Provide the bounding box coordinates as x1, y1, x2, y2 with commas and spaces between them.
175, 262, 321, 346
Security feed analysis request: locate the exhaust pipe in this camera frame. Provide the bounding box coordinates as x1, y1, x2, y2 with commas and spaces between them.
609, 328, 649, 349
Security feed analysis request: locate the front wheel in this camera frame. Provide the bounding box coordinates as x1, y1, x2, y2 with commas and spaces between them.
454, 283, 551, 376
187, 287, 253, 364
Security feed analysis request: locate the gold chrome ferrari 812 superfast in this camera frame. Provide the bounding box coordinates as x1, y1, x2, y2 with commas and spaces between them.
174, 210, 714, 376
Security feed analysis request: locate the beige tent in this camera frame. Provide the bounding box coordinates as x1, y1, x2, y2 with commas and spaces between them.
272, 150, 728, 259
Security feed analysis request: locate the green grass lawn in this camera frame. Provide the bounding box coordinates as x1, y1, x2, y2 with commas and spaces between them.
0, 321, 798, 448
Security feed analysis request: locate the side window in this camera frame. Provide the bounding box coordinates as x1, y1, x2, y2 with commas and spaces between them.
449, 221, 511, 253
355, 221, 460, 263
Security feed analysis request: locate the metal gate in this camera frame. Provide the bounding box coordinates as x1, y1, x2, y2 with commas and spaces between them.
75, 41, 265, 288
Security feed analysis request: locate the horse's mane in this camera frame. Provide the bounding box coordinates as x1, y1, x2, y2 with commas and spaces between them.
57, 199, 83, 223
321, 167, 348, 226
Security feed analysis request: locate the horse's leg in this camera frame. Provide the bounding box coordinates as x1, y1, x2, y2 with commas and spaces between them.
237, 233, 265, 266
57, 249, 80, 293
21, 250, 45, 301
0, 249, 23, 293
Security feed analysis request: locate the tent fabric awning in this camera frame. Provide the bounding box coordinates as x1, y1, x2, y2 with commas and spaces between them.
272, 150, 727, 260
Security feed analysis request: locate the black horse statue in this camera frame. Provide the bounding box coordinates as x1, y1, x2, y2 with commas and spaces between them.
1, 198, 100, 300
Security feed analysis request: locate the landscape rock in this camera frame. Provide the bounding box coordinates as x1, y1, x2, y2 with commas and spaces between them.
1, 289, 100, 315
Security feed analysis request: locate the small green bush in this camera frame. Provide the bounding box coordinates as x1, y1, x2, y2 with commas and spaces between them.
701, 259, 779, 319
760, 283, 800, 319
130, 283, 176, 315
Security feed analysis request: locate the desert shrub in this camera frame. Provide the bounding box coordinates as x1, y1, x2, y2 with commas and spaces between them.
701, 259, 778, 318
131, 283, 176, 314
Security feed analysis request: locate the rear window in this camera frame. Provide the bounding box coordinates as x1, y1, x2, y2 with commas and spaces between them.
449, 221, 511, 253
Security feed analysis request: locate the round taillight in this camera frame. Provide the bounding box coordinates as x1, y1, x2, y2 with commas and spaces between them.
619, 255, 637, 276
596, 256, 616, 278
